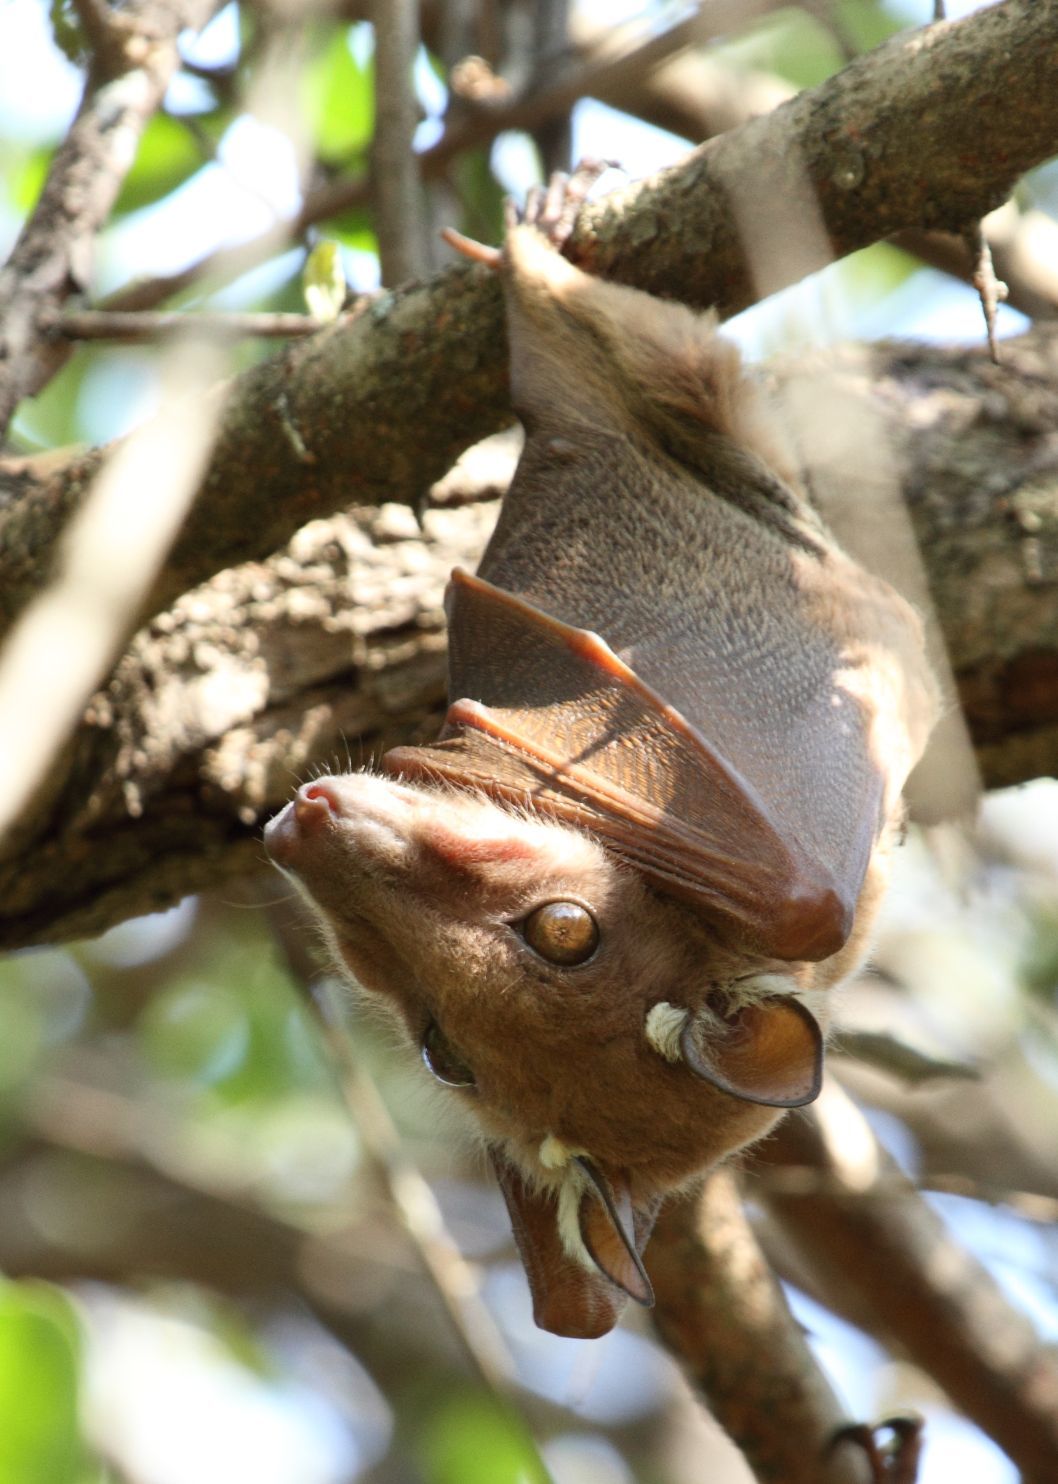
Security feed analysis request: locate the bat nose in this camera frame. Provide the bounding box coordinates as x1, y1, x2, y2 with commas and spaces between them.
264, 782, 337, 866
296, 781, 341, 827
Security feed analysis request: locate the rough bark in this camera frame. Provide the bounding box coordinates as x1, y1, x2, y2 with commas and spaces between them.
0, 329, 1056, 951
0, 0, 220, 437
3, 0, 1058, 643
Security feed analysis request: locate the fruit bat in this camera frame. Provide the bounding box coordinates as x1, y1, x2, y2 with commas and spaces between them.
265, 181, 938, 1340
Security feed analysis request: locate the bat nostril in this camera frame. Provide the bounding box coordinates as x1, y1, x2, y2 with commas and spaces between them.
295, 781, 341, 829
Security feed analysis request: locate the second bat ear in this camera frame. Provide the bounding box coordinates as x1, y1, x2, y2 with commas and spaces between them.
675, 995, 823, 1108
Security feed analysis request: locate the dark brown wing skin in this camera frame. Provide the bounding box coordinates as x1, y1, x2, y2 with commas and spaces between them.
387, 570, 850, 960
387, 220, 934, 964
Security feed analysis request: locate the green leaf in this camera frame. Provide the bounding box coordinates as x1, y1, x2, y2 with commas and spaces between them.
304, 240, 347, 320
0, 1282, 84, 1484
303, 26, 374, 165
114, 113, 207, 215
420, 1395, 550, 1484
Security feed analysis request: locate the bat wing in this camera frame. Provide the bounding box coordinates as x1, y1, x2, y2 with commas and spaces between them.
384, 570, 852, 961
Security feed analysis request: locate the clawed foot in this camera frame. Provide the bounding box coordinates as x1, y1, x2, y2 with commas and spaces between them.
512, 158, 615, 250
829, 1415, 924, 1483
442, 159, 616, 268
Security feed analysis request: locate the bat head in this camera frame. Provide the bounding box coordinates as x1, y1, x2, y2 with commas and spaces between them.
265, 771, 825, 1338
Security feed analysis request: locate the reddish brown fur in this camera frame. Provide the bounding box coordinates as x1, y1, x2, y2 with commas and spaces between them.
265, 196, 938, 1337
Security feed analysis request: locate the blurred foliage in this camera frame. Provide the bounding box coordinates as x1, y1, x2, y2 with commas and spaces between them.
303, 25, 375, 167
0, 1281, 85, 1484
114, 115, 214, 216
417, 1391, 551, 1484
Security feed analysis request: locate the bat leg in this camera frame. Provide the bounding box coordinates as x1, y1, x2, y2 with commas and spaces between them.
828, 1415, 924, 1483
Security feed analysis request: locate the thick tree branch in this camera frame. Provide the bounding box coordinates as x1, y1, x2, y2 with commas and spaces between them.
0, 0, 219, 438
4, 0, 1056, 647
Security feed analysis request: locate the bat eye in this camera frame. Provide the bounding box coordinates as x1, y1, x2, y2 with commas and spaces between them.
522, 901, 599, 966
421, 1021, 475, 1088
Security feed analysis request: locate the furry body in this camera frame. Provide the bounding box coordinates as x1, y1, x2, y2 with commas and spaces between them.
266, 202, 938, 1337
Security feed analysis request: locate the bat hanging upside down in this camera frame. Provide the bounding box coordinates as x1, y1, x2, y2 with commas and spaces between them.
266, 176, 939, 1340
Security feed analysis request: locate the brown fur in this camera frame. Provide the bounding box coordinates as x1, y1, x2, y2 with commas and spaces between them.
266, 198, 938, 1338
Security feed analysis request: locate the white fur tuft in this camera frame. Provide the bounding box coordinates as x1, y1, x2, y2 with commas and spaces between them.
539, 1135, 573, 1169
556, 1169, 595, 1271
645, 1001, 689, 1062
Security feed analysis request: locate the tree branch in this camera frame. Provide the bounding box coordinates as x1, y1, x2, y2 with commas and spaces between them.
0, 327, 1056, 949
751, 1085, 1058, 1484
648, 1171, 874, 1484
4, 0, 1057, 649
52, 309, 335, 342
0, 0, 220, 438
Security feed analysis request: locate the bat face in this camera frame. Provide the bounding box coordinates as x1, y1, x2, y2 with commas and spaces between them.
266, 771, 826, 1336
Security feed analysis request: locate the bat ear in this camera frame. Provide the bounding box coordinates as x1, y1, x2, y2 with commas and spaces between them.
680, 995, 823, 1108
574, 1158, 656, 1307
489, 1151, 627, 1339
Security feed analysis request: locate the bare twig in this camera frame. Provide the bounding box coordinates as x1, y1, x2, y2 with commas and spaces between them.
0, 0, 220, 438
54, 309, 341, 342
371, 0, 430, 284
965, 221, 1009, 362
828, 1029, 979, 1086
893, 217, 1058, 321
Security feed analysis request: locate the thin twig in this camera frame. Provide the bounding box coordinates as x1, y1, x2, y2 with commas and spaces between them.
966, 220, 1009, 362
54, 309, 340, 342
371, 0, 430, 284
